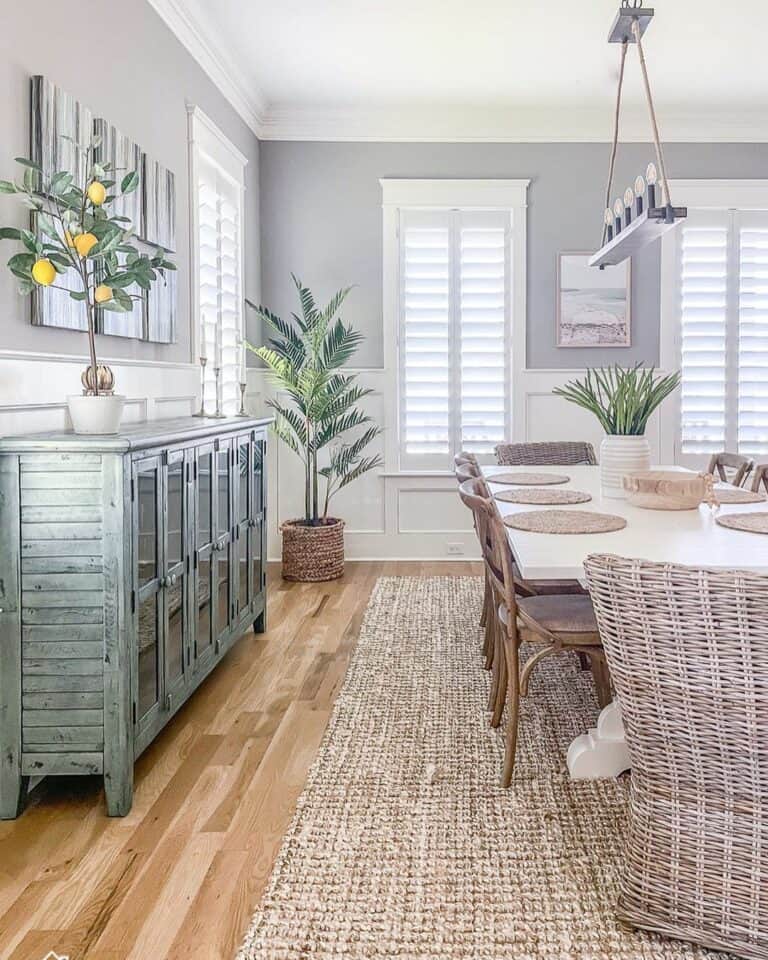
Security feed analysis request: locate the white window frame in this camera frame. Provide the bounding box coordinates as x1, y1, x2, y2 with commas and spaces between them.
660, 179, 768, 467
381, 179, 529, 473
187, 104, 247, 412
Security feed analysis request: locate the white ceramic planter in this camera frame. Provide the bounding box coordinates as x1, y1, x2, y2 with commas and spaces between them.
600, 434, 651, 499
67, 394, 125, 435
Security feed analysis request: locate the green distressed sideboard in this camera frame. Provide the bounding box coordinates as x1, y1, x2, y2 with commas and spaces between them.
0, 415, 271, 818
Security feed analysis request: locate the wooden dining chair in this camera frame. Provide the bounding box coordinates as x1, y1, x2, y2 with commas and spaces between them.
459, 480, 610, 781
494, 441, 597, 466
454, 451, 478, 467
454, 460, 480, 482
706, 451, 754, 487
585, 553, 768, 959
750, 463, 768, 494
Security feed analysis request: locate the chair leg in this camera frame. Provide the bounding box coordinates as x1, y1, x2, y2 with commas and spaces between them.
501, 636, 521, 788
590, 654, 612, 709
519, 644, 557, 698
489, 618, 507, 727
480, 572, 489, 628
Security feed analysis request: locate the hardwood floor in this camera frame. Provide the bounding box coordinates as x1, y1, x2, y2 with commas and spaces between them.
0, 560, 481, 960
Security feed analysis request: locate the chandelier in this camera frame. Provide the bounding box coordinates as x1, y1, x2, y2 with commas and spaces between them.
589, 1, 687, 268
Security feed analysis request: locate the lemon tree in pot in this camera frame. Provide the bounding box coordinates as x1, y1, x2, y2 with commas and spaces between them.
0, 140, 175, 434
554, 364, 680, 499
247, 276, 382, 581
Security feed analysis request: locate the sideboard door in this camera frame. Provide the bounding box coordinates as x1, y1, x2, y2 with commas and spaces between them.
213, 439, 233, 650
162, 448, 191, 711
233, 432, 253, 629
193, 442, 216, 671
133, 455, 164, 741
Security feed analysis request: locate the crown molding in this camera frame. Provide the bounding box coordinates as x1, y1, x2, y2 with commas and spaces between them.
145, 0, 266, 137
258, 104, 768, 143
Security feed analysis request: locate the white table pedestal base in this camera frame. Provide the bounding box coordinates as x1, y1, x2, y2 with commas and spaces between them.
566, 700, 631, 779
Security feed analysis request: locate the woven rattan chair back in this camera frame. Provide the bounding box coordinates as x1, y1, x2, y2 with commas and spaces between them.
494, 441, 597, 466
706, 451, 754, 487
584, 553, 768, 959
750, 463, 768, 494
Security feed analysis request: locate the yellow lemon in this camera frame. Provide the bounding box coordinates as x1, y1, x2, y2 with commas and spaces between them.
94, 284, 113, 304
73, 232, 98, 257
31, 259, 56, 286
87, 181, 107, 206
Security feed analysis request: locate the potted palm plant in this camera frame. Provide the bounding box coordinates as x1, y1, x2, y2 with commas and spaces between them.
247, 276, 382, 581
0, 139, 175, 434
553, 364, 680, 498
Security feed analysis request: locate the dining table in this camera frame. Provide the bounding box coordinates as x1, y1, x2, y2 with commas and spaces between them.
480, 462, 768, 779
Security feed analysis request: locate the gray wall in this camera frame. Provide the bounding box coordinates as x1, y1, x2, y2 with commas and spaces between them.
0, 0, 260, 365
260, 141, 768, 369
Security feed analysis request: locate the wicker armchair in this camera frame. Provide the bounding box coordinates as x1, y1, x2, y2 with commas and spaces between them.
585, 554, 768, 960
494, 441, 597, 466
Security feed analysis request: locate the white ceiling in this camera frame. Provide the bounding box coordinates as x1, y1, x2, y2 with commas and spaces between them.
149, 0, 768, 140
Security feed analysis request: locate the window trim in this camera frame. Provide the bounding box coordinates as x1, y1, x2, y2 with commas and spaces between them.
187, 104, 247, 381
381, 178, 529, 472
660, 179, 768, 465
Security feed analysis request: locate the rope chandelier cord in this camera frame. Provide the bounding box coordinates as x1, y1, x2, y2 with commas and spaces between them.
601, 0, 672, 245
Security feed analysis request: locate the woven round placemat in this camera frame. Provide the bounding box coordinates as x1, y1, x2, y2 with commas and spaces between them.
714, 487, 767, 504
491, 472, 570, 486
503, 509, 627, 535
494, 487, 592, 505
716, 512, 768, 534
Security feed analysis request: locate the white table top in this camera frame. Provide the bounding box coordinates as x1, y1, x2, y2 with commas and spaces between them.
481, 464, 768, 581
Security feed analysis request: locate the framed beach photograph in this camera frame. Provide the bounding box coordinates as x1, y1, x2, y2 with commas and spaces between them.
556, 253, 631, 348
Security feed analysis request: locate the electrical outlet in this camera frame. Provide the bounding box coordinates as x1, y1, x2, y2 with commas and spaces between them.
446, 542, 464, 556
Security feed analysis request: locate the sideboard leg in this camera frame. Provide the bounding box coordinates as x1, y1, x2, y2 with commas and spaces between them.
253, 606, 266, 633
0, 773, 29, 820
103, 764, 133, 817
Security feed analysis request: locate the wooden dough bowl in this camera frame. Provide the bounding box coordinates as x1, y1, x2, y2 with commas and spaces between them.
622, 470, 712, 510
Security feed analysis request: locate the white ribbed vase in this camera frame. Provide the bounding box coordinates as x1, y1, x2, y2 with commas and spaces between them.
600, 434, 651, 499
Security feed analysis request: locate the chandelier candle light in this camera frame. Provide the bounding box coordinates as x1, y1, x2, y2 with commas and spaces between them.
590, 2, 687, 268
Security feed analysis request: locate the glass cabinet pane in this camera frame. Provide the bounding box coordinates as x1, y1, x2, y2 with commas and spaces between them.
137, 464, 158, 587
253, 440, 264, 515
217, 552, 229, 633
196, 556, 213, 657
238, 441, 249, 523
197, 451, 212, 547
217, 448, 230, 535
167, 580, 184, 683
167, 460, 184, 568
238, 533, 249, 614
138, 593, 159, 717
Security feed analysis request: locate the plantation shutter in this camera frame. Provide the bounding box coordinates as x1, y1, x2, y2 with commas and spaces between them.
738, 211, 768, 457
678, 211, 729, 455
197, 153, 243, 417
399, 208, 511, 468
677, 208, 768, 459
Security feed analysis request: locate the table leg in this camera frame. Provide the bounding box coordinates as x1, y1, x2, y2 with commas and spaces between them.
566, 699, 631, 779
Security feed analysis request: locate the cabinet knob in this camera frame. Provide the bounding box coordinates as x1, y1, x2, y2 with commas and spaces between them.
168, 573, 178, 586
248, 518, 256, 528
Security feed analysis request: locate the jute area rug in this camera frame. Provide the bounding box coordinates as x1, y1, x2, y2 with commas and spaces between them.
238, 577, 725, 960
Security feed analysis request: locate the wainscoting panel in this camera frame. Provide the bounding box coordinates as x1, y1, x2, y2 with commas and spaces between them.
251, 367, 675, 562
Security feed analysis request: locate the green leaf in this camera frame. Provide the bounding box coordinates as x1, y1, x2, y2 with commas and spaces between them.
17, 278, 35, 295
69, 290, 88, 301
23, 167, 38, 192
120, 171, 140, 195
0, 180, 18, 194
50, 171, 73, 196
37, 214, 59, 241
14, 157, 41, 171
19, 194, 43, 211
0, 227, 23, 240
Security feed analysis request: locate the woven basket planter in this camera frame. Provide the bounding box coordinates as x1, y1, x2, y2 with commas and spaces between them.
281, 518, 345, 581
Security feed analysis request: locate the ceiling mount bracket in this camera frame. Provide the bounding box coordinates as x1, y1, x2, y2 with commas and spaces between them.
608, 5, 655, 44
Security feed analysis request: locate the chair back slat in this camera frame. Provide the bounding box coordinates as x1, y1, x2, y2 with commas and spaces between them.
495, 441, 597, 466
750, 463, 768, 494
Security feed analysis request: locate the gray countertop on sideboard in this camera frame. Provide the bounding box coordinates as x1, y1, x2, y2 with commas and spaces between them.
0, 415, 274, 454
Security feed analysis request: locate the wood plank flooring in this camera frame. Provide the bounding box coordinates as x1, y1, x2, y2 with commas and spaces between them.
0, 560, 481, 960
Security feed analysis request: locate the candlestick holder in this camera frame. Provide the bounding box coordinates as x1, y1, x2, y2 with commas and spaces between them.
238, 382, 247, 416
193, 356, 208, 417
212, 366, 226, 419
